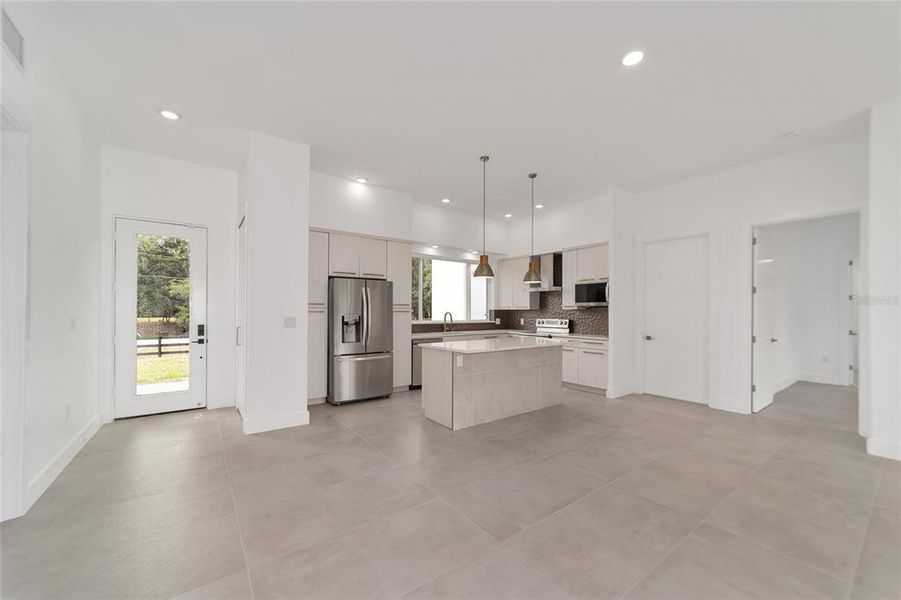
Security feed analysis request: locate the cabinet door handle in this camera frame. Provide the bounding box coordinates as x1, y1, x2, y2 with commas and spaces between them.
362, 272, 385, 277
583, 350, 606, 355
332, 270, 356, 275
562, 348, 575, 352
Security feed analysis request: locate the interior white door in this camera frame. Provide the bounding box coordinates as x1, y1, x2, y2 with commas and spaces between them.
642, 235, 708, 403
752, 229, 777, 412
115, 218, 208, 418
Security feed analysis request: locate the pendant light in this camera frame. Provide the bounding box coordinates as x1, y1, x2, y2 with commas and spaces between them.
523, 173, 541, 284
473, 155, 495, 278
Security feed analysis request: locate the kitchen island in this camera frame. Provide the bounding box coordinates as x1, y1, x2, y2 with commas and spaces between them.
420, 336, 563, 430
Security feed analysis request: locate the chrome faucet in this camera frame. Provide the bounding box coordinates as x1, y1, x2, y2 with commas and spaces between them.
443, 312, 454, 333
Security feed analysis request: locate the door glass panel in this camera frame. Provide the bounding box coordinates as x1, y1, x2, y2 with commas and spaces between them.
135, 234, 190, 395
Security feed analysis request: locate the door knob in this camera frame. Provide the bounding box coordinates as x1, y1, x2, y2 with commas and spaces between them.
645, 335, 655, 341
770, 338, 778, 343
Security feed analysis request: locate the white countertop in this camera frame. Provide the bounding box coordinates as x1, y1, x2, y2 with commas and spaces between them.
420, 336, 564, 354
412, 329, 608, 342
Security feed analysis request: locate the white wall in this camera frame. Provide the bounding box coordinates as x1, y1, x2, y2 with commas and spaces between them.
310, 171, 412, 240
240, 133, 311, 433
610, 136, 868, 414
862, 98, 901, 459
99, 146, 239, 415
412, 202, 510, 255
757, 214, 860, 390
1, 48, 103, 515
503, 194, 612, 256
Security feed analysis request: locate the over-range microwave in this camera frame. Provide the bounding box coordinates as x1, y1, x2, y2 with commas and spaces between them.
575, 280, 609, 307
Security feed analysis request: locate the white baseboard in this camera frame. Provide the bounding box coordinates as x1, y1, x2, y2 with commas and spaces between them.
242, 409, 310, 435
604, 387, 637, 399
307, 397, 326, 406
798, 373, 845, 386
207, 395, 237, 410
25, 416, 101, 512
867, 437, 901, 461
774, 376, 799, 394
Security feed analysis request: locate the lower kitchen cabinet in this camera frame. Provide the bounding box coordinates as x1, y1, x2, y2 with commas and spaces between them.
562, 347, 579, 382
559, 338, 609, 391
577, 347, 608, 389
307, 309, 328, 402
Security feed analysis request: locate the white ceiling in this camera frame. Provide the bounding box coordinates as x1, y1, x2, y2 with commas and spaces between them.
9, 1, 899, 216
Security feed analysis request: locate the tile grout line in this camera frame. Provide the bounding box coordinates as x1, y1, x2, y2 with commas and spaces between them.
217, 413, 256, 600
613, 413, 808, 600
844, 458, 886, 599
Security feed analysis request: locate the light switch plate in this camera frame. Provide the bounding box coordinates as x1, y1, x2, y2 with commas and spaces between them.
495, 318, 501, 325
456, 355, 463, 367
520, 318, 525, 325
283, 316, 297, 328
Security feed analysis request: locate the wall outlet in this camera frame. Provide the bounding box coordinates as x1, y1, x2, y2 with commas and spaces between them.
520, 318, 525, 325
283, 316, 297, 328
494, 318, 501, 325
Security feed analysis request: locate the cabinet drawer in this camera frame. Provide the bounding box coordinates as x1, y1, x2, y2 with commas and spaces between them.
577, 348, 608, 389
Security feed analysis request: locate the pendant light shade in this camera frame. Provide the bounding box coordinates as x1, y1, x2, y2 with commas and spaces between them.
523, 173, 541, 284
473, 155, 495, 278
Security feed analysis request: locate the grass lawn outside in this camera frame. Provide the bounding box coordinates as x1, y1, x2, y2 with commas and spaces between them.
137, 353, 189, 385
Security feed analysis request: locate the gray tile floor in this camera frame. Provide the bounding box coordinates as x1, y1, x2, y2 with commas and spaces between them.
2, 382, 899, 599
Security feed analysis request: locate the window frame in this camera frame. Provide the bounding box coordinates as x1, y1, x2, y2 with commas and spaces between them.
411, 254, 491, 324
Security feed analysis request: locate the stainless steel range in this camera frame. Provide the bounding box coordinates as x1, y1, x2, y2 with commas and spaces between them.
535, 318, 570, 335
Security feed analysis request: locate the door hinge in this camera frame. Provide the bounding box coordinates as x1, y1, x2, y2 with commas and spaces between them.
752, 335, 757, 343
849, 260, 854, 266
752, 286, 757, 294
848, 294, 853, 301
849, 364, 854, 371
752, 237, 758, 245
752, 384, 756, 392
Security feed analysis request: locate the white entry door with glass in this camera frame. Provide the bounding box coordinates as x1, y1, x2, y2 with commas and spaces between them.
114, 218, 208, 418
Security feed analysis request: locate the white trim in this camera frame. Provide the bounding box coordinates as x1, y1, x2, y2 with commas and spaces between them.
24, 417, 101, 512
241, 409, 310, 435
307, 397, 326, 406
745, 205, 862, 415
604, 387, 637, 399
867, 437, 901, 461
774, 375, 798, 394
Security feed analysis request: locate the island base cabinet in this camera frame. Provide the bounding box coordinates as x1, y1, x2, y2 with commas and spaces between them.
422, 346, 562, 430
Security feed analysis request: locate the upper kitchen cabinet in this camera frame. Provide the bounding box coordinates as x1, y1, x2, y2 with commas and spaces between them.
309, 230, 329, 306
328, 233, 387, 278
575, 244, 609, 283
387, 241, 412, 310
493, 256, 539, 310
359, 237, 388, 279
562, 250, 577, 309
329, 233, 360, 277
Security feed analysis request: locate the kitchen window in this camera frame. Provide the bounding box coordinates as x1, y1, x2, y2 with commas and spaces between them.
411, 256, 488, 322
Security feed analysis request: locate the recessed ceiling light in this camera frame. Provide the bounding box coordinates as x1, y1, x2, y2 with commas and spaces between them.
431, 244, 439, 249
504, 213, 513, 218
441, 198, 451, 204
354, 177, 368, 184
534, 204, 544, 209
622, 50, 644, 67
159, 109, 180, 120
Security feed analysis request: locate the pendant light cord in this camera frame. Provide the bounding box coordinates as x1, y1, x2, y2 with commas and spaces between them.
481, 156, 489, 255
530, 176, 535, 256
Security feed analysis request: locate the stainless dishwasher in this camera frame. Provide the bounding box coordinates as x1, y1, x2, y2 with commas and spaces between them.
411, 337, 443, 389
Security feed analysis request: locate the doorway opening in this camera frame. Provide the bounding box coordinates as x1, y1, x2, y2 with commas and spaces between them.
751, 212, 860, 431
114, 218, 208, 418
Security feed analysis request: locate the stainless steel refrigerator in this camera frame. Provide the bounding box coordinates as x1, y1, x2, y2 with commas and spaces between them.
327, 277, 394, 405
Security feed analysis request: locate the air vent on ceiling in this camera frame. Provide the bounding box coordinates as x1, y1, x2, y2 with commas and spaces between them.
2, 10, 24, 70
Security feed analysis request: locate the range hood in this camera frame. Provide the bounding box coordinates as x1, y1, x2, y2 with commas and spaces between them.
528, 253, 562, 292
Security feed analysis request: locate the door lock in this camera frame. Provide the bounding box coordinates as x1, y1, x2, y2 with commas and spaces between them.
770, 338, 779, 343
645, 335, 655, 341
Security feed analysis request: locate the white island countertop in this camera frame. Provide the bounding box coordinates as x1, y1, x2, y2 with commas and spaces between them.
420, 336, 564, 354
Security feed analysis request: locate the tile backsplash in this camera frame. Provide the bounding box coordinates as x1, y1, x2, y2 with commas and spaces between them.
496, 291, 608, 336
